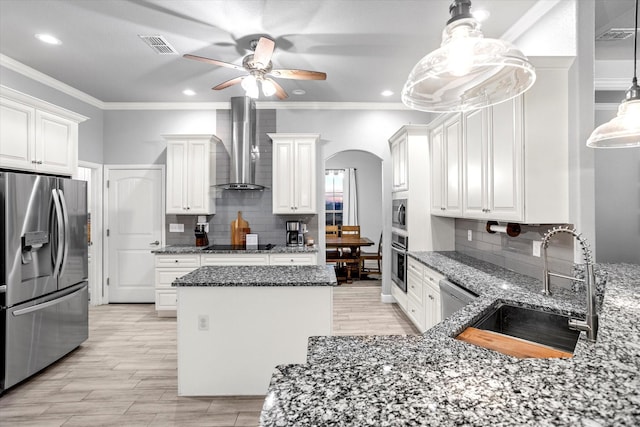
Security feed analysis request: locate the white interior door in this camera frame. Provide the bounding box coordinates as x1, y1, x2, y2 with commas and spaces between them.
106, 167, 163, 303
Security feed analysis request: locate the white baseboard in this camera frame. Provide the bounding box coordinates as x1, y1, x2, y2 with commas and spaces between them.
380, 293, 396, 304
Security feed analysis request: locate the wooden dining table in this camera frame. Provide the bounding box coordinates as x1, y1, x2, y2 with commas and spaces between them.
325, 236, 375, 283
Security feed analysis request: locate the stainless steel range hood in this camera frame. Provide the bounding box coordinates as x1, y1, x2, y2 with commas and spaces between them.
217, 96, 265, 190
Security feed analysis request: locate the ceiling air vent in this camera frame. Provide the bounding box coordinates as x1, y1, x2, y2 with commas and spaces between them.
138, 35, 178, 54
596, 29, 636, 41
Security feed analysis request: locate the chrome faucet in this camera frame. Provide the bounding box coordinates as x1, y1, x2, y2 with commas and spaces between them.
541, 226, 598, 342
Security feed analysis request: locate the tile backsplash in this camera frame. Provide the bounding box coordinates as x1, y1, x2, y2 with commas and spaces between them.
455, 219, 578, 287
165, 108, 318, 247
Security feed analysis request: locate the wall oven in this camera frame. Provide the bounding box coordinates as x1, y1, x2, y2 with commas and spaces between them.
390, 232, 408, 292
391, 198, 407, 230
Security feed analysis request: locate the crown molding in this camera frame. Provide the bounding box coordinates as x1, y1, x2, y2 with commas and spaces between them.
1, 54, 413, 112
1, 54, 105, 109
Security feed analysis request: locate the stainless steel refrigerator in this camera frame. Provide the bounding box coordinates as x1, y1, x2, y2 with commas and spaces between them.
1, 171, 89, 393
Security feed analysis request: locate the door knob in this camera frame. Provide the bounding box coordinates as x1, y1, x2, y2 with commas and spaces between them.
150, 240, 160, 246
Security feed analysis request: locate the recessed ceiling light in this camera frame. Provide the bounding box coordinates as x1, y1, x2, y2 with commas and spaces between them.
182, 89, 196, 96
472, 9, 490, 22
381, 90, 394, 97
35, 33, 62, 45
292, 89, 306, 95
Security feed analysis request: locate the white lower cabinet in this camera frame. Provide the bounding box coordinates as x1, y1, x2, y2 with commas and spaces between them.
402, 258, 443, 332
154, 254, 201, 317
269, 253, 317, 265
154, 251, 319, 316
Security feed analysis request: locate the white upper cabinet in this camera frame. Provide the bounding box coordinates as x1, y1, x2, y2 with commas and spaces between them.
462, 98, 523, 221
0, 87, 87, 176
269, 133, 318, 214
430, 67, 570, 224
390, 131, 408, 192
430, 114, 462, 217
164, 134, 218, 215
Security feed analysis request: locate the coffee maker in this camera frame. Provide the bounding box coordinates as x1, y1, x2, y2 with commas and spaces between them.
195, 223, 209, 247
286, 221, 304, 246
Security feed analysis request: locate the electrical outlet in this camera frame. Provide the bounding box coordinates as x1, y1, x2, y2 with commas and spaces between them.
533, 241, 542, 257
198, 315, 209, 331
467, 230, 473, 241
169, 223, 184, 233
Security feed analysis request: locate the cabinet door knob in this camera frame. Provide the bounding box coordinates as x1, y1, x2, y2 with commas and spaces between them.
174, 259, 179, 263
37, 161, 43, 164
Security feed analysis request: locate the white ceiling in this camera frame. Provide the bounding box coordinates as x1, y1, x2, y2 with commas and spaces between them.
0, 0, 636, 104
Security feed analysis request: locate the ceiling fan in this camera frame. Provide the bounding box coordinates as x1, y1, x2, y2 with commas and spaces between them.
184, 37, 327, 99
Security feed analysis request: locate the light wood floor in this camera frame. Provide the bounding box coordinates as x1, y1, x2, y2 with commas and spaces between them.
0, 286, 417, 426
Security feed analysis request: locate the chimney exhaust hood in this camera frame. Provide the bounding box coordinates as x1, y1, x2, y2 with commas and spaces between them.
217, 96, 266, 190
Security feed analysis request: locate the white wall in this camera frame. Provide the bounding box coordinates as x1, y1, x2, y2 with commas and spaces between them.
276, 108, 430, 298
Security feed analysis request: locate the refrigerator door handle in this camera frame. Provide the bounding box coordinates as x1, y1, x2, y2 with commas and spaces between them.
52, 189, 65, 276
12, 286, 85, 316
57, 188, 70, 276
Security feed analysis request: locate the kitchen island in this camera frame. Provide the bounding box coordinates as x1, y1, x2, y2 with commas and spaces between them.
260, 253, 640, 426
173, 265, 336, 396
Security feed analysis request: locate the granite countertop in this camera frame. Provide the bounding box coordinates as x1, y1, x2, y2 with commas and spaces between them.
153, 244, 318, 255
260, 251, 640, 426
172, 265, 337, 287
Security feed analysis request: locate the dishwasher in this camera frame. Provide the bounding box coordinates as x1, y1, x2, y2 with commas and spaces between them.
439, 279, 478, 319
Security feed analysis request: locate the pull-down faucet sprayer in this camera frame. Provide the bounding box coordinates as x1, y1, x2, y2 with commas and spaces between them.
541, 226, 598, 342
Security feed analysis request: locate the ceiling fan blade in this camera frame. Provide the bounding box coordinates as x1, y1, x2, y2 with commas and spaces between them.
266, 78, 289, 100
183, 54, 245, 71
270, 69, 327, 80
252, 37, 275, 69
212, 76, 245, 90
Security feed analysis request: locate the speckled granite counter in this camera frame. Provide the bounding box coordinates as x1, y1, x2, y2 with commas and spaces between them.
173, 265, 337, 287
152, 244, 318, 254
260, 252, 640, 426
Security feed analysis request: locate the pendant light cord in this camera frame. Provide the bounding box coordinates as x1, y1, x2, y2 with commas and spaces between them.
634, 0, 638, 82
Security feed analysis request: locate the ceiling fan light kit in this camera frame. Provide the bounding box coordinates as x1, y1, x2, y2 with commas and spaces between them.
587, 0, 640, 149
401, 0, 536, 113
183, 36, 326, 100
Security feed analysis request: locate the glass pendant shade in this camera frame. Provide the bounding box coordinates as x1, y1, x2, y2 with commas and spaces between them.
261, 78, 277, 97
586, 97, 640, 148
402, 17, 536, 112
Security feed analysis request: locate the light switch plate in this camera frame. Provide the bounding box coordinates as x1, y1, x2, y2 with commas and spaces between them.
169, 223, 184, 233
467, 230, 472, 241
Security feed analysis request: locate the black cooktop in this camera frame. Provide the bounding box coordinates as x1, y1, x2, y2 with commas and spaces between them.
205, 243, 275, 251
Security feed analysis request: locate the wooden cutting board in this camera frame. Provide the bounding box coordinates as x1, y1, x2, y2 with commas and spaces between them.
456, 327, 573, 359
230, 211, 250, 245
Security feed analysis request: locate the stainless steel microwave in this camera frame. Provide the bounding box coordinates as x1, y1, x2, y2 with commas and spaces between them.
392, 198, 407, 230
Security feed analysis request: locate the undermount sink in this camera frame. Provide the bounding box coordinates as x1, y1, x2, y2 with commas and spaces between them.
457, 303, 581, 358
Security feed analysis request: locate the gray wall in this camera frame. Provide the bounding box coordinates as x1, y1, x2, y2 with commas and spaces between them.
1, 66, 104, 163
326, 150, 383, 252
594, 108, 640, 264
103, 109, 217, 165
455, 219, 575, 286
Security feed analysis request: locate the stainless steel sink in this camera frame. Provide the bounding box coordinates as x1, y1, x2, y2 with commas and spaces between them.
472, 304, 580, 353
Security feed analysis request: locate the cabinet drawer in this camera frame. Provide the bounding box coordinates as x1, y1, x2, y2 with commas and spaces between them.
407, 271, 423, 304
201, 254, 269, 266
407, 258, 424, 277
155, 289, 177, 310
423, 265, 444, 288
270, 253, 317, 265
155, 268, 196, 288
407, 296, 425, 332
155, 254, 200, 268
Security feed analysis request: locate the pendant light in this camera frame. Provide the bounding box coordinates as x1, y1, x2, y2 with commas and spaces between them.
587, 0, 640, 148
401, 0, 536, 113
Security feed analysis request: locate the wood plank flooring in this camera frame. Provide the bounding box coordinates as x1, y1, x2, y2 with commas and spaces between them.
0, 285, 417, 426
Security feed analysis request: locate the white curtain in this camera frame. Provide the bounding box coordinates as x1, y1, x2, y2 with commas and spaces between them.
342, 168, 359, 226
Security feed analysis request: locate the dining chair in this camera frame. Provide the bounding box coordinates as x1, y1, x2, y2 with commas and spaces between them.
339, 225, 361, 279
340, 225, 360, 238
325, 225, 341, 260
360, 232, 382, 276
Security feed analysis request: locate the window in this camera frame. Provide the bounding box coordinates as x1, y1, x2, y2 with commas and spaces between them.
325, 169, 344, 226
